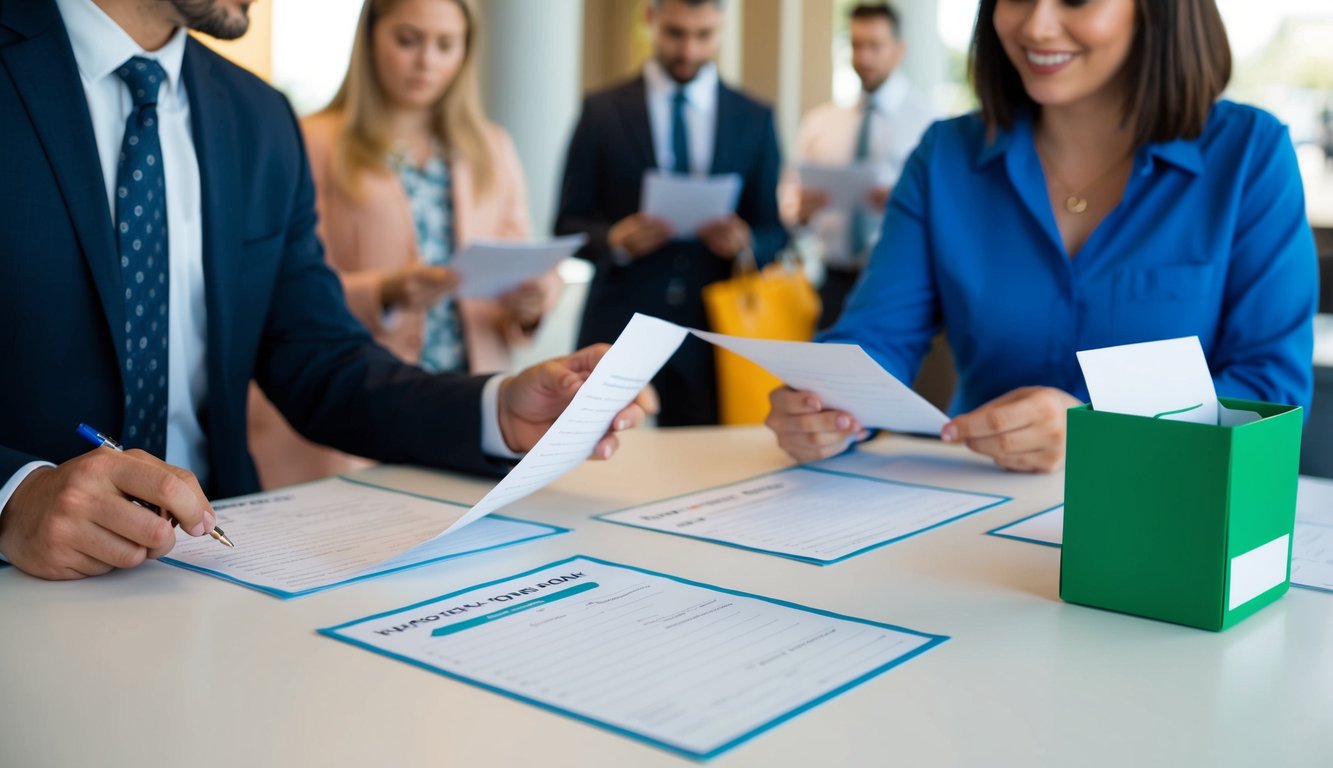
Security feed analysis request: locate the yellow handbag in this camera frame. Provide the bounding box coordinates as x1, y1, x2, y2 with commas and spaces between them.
702, 250, 821, 424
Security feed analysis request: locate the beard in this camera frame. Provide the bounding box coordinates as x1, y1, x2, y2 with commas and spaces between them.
169, 0, 250, 40
661, 56, 704, 85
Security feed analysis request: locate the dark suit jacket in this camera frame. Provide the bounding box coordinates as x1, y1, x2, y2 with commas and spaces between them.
555, 75, 786, 424
0, 0, 501, 497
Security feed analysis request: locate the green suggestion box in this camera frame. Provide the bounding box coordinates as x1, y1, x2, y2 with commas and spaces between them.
1061, 398, 1303, 631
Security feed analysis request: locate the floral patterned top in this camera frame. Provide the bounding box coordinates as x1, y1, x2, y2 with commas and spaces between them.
390, 146, 464, 373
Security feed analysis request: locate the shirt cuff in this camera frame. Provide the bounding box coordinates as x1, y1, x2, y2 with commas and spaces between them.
0, 461, 56, 564
481, 374, 524, 460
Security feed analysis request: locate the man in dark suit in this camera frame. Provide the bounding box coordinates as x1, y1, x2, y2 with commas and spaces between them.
555, 0, 786, 426
0, 0, 649, 580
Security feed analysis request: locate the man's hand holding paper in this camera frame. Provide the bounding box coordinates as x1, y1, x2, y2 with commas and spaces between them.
607, 212, 674, 260
497, 343, 659, 460
697, 213, 752, 259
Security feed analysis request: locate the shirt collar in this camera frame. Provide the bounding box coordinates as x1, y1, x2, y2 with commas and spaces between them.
56, 0, 188, 99
974, 111, 1022, 169
1140, 137, 1205, 176
644, 58, 719, 114
973, 110, 1206, 177
864, 70, 909, 114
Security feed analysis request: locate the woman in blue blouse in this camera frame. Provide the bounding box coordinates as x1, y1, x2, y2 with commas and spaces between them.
767, 0, 1316, 471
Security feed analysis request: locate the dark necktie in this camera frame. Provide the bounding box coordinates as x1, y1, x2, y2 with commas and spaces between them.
113, 56, 170, 457
849, 100, 875, 261
671, 88, 691, 175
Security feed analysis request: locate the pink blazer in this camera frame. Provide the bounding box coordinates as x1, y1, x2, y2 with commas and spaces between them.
246, 111, 561, 489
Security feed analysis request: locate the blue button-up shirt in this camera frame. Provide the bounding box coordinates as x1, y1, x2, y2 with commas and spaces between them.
821, 101, 1317, 415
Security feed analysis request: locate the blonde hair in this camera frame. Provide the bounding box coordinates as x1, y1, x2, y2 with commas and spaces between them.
324, 0, 494, 200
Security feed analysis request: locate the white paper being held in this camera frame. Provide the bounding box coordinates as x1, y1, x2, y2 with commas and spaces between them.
449, 234, 585, 299
692, 329, 948, 436
451, 314, 690, 532
640, 170, 742, 237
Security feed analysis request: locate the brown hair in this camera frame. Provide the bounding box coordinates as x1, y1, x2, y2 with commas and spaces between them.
323, 0, 494, 200
850, 3, 901, 38
968, 0, 1231, 146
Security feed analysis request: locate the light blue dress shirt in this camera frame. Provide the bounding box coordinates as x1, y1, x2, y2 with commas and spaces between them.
820, 101, 1317, 416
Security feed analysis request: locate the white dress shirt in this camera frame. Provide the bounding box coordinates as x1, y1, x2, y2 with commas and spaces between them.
784, 71, 935, 268
0, 0, 517, 529
643, 58, 719, 176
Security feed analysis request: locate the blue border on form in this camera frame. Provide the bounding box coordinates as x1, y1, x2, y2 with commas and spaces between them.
593, 465, 1011, 565
318, 555, 950, 761
985, 504, 1065, 549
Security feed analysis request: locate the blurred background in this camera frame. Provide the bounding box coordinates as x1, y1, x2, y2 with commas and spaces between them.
204, 1, 1333, 230
201, 0, 1333, 366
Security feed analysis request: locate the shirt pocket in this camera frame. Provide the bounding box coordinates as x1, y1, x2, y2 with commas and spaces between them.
1112, 262, 1220, 341
1120, 263, 1216, 302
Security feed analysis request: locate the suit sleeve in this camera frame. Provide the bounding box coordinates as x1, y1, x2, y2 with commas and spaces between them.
253, 99, 510, 476
743, 107, 788, 268
554, 99, 617, 269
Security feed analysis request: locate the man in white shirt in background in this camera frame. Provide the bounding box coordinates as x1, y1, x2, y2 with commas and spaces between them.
783, 2, 935, 329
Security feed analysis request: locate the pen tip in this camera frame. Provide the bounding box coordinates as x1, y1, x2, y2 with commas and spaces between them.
211, 526, 236, 548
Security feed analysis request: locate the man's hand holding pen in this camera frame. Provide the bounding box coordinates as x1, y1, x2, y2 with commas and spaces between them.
0, 447, 215, 580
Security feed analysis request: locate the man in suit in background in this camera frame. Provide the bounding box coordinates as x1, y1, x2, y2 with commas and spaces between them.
783, 2, 934, 330
0, 0, 650, 580
555, 0, 786, 426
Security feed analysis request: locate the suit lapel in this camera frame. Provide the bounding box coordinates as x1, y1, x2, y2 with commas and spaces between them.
710, 82, 736, 175
615, 77, 657, 170
181, 40, 239, 430
2, 0, 126, 377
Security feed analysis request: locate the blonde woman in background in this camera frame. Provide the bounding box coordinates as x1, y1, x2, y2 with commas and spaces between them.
248, 0, 561, 489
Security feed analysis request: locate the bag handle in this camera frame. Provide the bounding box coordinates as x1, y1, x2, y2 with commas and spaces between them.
730, 244, 804, 280
731, 245, 758, 279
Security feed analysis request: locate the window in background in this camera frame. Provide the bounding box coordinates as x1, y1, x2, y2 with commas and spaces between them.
1219, 0, 1333, 228
829, 0, 858, 107
271, 0, 363, 116
934, 0, 977, 116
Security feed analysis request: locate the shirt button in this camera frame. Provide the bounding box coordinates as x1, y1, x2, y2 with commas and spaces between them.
666, 278, 687, 306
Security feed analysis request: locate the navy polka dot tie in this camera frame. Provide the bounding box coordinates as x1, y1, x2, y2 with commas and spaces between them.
113, 56, 169, 457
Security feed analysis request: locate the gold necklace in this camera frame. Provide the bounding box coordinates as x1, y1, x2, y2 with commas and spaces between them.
1038, 145, 1134, 215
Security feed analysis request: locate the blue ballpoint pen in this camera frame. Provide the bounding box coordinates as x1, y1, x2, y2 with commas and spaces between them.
75, 423, 235, 548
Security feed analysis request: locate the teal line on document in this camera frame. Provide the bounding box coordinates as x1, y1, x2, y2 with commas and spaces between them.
1152, 402, 1203, 419
431, 581, 600, 637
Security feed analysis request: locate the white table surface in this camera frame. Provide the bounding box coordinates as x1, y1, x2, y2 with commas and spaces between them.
3, 427, 1330, 768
